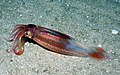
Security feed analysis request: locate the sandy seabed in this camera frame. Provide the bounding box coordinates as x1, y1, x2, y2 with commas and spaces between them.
0, 0, 120, 75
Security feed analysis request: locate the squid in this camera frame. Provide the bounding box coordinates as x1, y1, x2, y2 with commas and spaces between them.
8, 24, 108, 60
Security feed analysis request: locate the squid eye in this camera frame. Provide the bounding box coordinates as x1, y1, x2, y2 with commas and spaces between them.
25, 31, 29, 35
25, 31, 32, 38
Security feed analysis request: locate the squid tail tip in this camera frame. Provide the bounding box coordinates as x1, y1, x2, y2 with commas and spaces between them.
89, 47, 109, 60
89, 52, 108, 60
95, 47, 106, 53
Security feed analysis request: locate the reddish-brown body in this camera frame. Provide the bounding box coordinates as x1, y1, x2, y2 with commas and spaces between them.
9, 24, 108, 60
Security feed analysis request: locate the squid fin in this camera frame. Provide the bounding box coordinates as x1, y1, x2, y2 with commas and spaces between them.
88, 47, 108, 60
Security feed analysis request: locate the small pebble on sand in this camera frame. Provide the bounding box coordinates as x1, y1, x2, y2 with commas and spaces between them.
111, 30, 119, 34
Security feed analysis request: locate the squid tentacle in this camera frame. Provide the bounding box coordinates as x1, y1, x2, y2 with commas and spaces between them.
9, 25, 25, 41
9, 28, 22, 41
9, 26, 26, 55
13, 37, 26, 55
